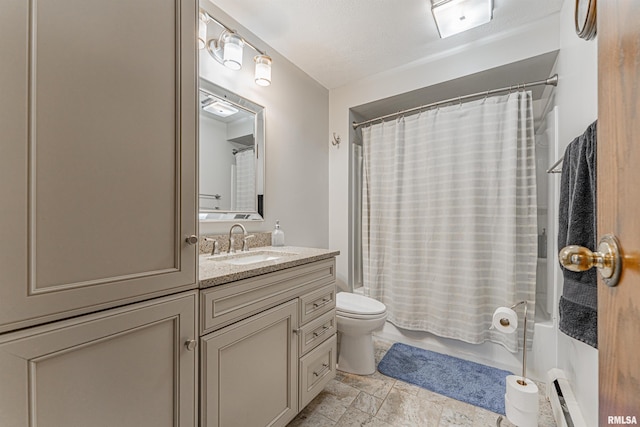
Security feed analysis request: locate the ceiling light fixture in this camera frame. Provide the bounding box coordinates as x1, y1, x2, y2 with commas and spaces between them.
431, 0, 493, 39
202, 99, 239, 117
201, 10, 273, 87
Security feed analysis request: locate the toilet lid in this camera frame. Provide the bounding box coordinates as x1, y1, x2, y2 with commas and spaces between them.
336, 292, 386, 316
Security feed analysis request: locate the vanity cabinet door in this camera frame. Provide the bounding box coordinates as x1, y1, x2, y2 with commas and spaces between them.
0, 291, 199, 427
201, 299, 299, 427
0, 0, 197, 333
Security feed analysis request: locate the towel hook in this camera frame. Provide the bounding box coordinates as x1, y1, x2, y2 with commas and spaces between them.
331, 132, 341, 148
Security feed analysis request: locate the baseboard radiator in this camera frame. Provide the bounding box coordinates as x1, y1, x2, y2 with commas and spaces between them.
547, 369, 587, 427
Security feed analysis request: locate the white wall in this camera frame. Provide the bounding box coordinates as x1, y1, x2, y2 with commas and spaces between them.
552, 0, 599, 424
200, 1, 330, 249
328, 15, 561, 290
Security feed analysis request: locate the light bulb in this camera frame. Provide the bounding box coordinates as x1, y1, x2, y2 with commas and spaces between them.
223, 32, 243, 70
254, 55, 272, 86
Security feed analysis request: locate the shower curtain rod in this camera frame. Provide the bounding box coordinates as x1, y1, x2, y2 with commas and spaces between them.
352, 74, 559, 129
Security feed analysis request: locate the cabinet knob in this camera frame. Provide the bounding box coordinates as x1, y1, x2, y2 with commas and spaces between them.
185, 339, 198, 351
185, 235, 198, 245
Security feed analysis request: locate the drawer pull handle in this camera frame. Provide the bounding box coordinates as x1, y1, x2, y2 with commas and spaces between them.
292, 328, 302, 335
312, 298, 331, 308
313, 325, 331, 338
313, 363, 330, 377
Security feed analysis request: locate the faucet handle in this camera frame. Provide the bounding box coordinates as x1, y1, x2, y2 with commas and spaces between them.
204, 238, 220, 255
242, 235, 255, 252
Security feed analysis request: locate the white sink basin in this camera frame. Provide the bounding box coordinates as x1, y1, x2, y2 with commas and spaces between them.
208, 250, 297, 266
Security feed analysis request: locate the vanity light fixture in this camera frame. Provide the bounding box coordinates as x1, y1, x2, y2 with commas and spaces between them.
201, 10, 273, 86
431, 0, 493, 39
198, 11, 210, 49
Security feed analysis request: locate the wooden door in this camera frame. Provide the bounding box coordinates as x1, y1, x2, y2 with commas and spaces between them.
598, 0, 640, 422
0, 291, 199, 427
0, 0, 197, 333
200, 299, 299, 427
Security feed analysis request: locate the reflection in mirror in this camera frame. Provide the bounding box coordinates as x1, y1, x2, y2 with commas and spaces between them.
199, 78, 265, 221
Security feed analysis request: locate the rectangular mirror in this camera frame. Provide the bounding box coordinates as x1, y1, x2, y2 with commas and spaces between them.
198, 78, 265, 221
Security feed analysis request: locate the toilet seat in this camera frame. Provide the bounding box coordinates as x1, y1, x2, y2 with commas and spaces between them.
336, 292, 386, 317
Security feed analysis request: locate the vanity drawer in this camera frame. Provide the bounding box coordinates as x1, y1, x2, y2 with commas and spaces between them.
299, 335, 337, 409
201, 258, 335, 334
298, 309, 336, 356
299, 284, 336, 325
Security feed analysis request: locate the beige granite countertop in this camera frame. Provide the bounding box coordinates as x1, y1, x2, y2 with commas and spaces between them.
199, 246, 340, 288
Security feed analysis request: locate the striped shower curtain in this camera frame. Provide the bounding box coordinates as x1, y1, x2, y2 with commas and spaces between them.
361, 91, 537, 352
233, 149, 255, 211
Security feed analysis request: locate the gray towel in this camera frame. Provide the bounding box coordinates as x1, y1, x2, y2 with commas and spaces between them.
557, 121, 597, 348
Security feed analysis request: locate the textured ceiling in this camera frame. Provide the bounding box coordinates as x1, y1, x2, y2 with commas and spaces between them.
207, 0, 564, 89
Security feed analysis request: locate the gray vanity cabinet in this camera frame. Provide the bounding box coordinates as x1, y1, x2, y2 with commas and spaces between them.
0, 291, 199, 427
0, 0, 198, 333
201, 300, 299, 427
200, 258, 338, 427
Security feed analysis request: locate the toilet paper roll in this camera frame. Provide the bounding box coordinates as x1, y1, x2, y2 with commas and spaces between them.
505, 393, 538, 427
492, 307, 518, 333
506, 375, 539, 410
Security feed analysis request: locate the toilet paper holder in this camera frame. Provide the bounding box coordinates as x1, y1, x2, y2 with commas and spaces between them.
502, 300, 529, 385
496, 300, 531, 427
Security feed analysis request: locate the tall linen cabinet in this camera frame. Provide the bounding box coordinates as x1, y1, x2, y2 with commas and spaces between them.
0, 0, 199, 425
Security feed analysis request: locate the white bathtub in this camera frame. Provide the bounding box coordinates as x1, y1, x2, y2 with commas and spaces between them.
373, 304, 557, 381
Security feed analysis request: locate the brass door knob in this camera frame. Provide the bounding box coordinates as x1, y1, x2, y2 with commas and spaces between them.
559, 234, 622, 287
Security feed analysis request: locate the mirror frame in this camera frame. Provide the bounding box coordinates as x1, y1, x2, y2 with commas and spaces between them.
198, 77, 265, 222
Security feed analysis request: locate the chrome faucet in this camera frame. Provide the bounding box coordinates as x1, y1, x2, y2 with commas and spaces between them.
228, 223, 247, 254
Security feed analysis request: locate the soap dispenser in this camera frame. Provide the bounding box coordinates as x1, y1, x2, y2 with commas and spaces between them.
272, 220, 285, 247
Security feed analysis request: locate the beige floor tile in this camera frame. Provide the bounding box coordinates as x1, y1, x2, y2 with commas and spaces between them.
392, 380, 424, 396
304, 390, 350, 422
334, 406, 394, 427
418, 388, 454, 407
376, 387, 443, 427
439, 399, 477, 426
299, 339, 558, 427
287, 408, 337, 427
352, 391, 384, 416
472, 408, 505, 427
339, 371, 395, 400
323, 379, 362, 407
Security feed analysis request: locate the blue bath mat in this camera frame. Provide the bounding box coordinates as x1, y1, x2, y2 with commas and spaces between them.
377, 343, 512, 414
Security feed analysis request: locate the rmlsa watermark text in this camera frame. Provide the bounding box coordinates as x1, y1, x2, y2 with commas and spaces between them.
608, 416, 638, 425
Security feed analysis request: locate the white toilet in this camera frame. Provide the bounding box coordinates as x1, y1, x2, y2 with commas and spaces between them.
336, 292, 388, 375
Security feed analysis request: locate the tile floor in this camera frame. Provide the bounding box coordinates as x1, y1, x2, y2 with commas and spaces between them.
287, 338, 556, 427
